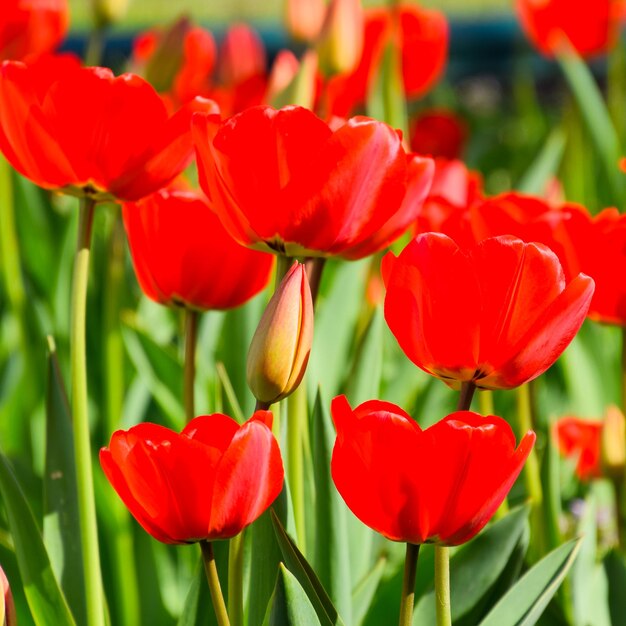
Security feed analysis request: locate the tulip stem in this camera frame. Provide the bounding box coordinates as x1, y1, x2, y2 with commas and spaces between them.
457, 382, 476, 411
305, 257, 326, 305
288, 384, 307, 554
517, 383, 545, 558
201, 541, 231, 626
70, 195, 105, 626
275, 254, 293, 289
228, 533, 245, 626
184, 308, 200, 422
434, 545, 451, 626
398, 543, 420, 626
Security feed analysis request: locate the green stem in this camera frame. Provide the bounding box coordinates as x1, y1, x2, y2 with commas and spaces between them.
70, 196, 104, 626
456, 382, 476, 412
434, 545, 451, 626
184, 308, 199, 422
228, 533, 245, 626
398, 543, 420, 626
517, 383, 545, 558
200, 541, 231, 626
103, 213, 140, 625
478, 389, 494, 415
304, 257, 326, 306
275, 254, 293, 289
287, 383, 307, 554
85, 25, 106, 66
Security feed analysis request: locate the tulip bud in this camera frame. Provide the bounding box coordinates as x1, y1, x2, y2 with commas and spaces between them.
247, 262, 314, 405
92, 0, 128, 28
218, 24, 266, 86
602, 405, 626, 478
0, 565, 16, 626
286, 0, 327, 43
317, 0, 364, 76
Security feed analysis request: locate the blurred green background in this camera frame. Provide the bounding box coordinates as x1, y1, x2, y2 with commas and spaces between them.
69, 0, 512, 28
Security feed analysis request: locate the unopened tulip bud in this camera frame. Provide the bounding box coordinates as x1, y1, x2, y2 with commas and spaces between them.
92, 0, 128, 28
286, 0, 327, 43
317, 0, 364, 76
247, 262, 314, 405
0, 565, 16, 626
602, 405, 626, 478
218, 24, 266, 86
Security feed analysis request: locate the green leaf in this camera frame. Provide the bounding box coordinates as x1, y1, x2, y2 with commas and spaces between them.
413, 506, 530, 624
479, 538, 582, 626
516, 129, 566, 195
0, 448, 75, 626
43, 337, 87, 626
351, 557, 387, 626
271, 50, 318, 110
263, 564, 322, 626
366, 40, 408, 135
557, 49, 625, 206
604, 549, 626, 626
311, 391, 352, 623
271, 510, 346, 626
345, 307, 384, 405
121, 322, 184, 429
570, 494, 597, 625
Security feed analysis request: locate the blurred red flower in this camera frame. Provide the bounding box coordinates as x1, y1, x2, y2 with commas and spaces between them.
0, 56, 216, 201
325, 3, 448, 117
415, 158, 482, 247
193, 104, 434, 259
472, 194, 626, 326
516, 0, 623, 58
331, 395, 535, 545
122, 187, 273, 311
554, 416, 603, 480
1, 0, 69, 61
132, 20, 267, 116
409, 109, 467, 160
383, 233, 594, 390
100, 411, 284, 544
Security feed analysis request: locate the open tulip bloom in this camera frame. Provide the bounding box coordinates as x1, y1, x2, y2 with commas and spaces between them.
0, 55, 217, 202
100, 411, 284, 544
192, 104, 434, 259
383, 233, 595, 390
331, 395, 536, 545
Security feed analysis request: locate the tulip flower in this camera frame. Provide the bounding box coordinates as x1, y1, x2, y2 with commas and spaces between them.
285, 0, 326, 43
516, 0, 621, 58
415, 158, 482, 248
472, 195, 626, 326
1, 0, 69, 61
122, 187, 273, 311
409, 109, 467, 160
324, 3, 449, 117
0, 55, 218, 202
331, 395, 536, 545
247, 262, 313, 406
193, 104, 434, 259
383, 233, 594, 390
100, 411, 284, 544
0, 565, 15, 626
554, 416, 603, 481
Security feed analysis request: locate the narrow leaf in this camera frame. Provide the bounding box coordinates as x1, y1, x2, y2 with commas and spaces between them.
351, 557, 387, 626
311, 391, 352, 623
604, 550, 626, 626
271, 510, 346, 626
0, 449, 75, 625
516, 129, 566, 195
263, 564, 322, 626
43, 336, 86, 625
480, 538, 582, 626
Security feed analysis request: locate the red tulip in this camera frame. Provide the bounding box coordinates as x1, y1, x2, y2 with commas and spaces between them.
415, 158, 483, 248
193, 105, 434, 259
324, 3, 448, 117
473, 194, 626, 326
0, 57, 217, 202
554, 416, 603, 481
516, 0, 622, 58
331, 395, 535, 545
1, 0, 69, 61
218, 23, 266, 87
122, 187, 273, 311
409, 109, 467, 160
100, 411, 284, 544
383, 233, 594, 390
